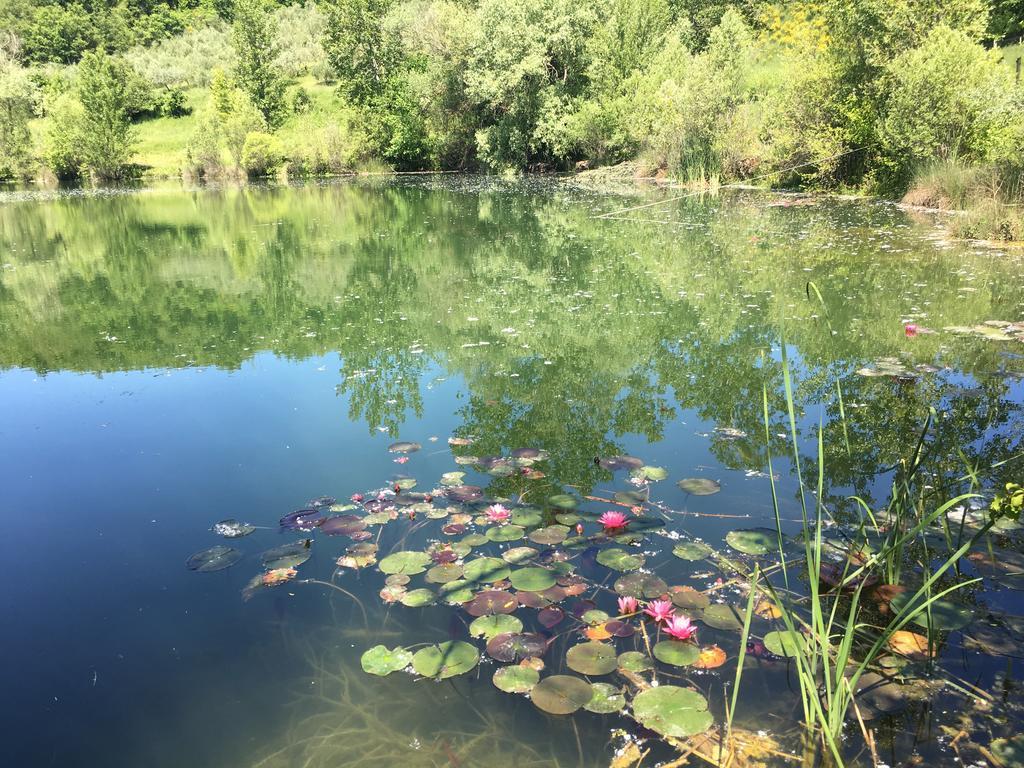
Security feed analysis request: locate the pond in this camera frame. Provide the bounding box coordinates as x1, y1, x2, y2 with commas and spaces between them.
1, 177, 1023, 768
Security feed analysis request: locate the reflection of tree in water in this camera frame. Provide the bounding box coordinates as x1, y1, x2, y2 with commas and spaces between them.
0, 180, 1022, 497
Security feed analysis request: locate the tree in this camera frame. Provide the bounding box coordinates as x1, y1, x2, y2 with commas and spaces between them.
0, 51, 37, 178
76, 50, 137, 179
322, 0, 400, 105
231, 0, 287, 128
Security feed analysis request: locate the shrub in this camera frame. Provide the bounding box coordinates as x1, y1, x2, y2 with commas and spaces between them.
291, 85, 313, 113
241, 131, 283, 176
184, 109, 225, 178
0, 52, 38, 179
161, 87, 189, 117
76, 51, 137, 179
42, 93, 85, 179
881, 26, 1020, 190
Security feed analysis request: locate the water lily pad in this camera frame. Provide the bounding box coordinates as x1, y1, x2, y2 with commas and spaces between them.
701, 604, 744, 630
260, 541, 311, 570
470, 614, 523, 639
566, 642, 618, 675
502, 546, 539, 564
510, 567, 557, 592
486, 632, 548, 662
854, 672, 907, 717
763, 630, 809, 657
538, 606, 565, 628
618, 651, 654, 672
511, 508, 543, 527
614, 490, 648, 506
725, 528, 780, 556
529, 525, 570, 545
388, 441, 421, 453
186, 545, 242, 572
447, 485, 483, 503
438, 580, 475, 605
411, 641, 478, 679
279, 508, 324, 531
614, 573, 668, 599
547, 493, 579, 510
460, 533, 489, 547
320, 514, 367, 536
465, 589, 518, 616
889, 593, 974, 630
360, 645, 412, 676
670, 586, 710, 610
584, 682, 626, 713
632, 686, 713, 738
677, 478, 721, 496
463, 557, 511, 584
672, 541, 713, 561
379, 551, 431, 575
487, 525, 525, 542
633, 466, 668, 482
400, 588, 436, 608
212, 519, 255, 538
426, 563, 464, 583
693, 645, 727, 669
596, 548, 645, 571
598, 455, 644, 472
531, 675, 593, 715
493, 665, 539, 694
653, 640, 700, 666
440, 471, 465, 486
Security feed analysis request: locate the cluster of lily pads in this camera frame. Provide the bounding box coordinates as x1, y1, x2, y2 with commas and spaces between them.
185, 437, 1024, 760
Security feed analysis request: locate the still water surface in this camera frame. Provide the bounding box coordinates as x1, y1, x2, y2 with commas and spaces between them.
1, 178, 1023, 767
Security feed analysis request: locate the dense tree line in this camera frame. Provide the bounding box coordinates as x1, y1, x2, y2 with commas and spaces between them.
0, 0, 1023, 210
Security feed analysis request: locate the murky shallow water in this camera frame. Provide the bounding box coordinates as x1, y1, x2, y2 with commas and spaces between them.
1, 178, 1023, 767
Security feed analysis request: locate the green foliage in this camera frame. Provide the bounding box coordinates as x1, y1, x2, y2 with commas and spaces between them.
42, 93, 86, 178
880, 25, 1019, 188
124, 23, 233, 89
232, 0, 287, 127
0, 51, 38, 178
161, 86, 189, 117
322, 0, 400, 105
75, 50, 138, 179
241, 130, 283, 175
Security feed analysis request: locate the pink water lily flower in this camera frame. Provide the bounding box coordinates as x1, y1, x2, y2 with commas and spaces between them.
663, 614, 697, 641
393, 456, 409, 464
350, 493, 364, 503
617, 595, 639, 615
599, 510, 630, 531
486, 504, 512, 524
644, 599, 675, 624
904, 323, 919, 338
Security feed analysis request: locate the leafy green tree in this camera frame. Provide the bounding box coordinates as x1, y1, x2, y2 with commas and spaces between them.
76, 50, 138, 179
0, 51, 37, 178
231, 0, 287, 127
990, 0, 1024, 38
322, 0, 399, 105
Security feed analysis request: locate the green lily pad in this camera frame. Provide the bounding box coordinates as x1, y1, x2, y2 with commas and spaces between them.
487, 525, 525, 542
493, 665, 540, 694
440, 471, 465, 486
614, 490, 648, 506
529, 525, 570, 545
438, 580, 475, 604
260, 541, 311, 570
511, 508, 543, 527
554, 512, 582, 525
393, 477, 417, 490
510, 567, 557, 592
653, 640, 700, 666
547, 494, 578, 510
411, 641, 478, 679
890, 593, 974, 630
379, 550, 431, 575
763, 630, 809, 657
672, 541, 713, 561
187, 545, 242, 572
701, 604, 744, 630
632, 686, 713, 738
633, 466, 668, 482
400, 588, 436, 608
596, 547, 645, 571
469, 614, 523, 639
463, 557, 511, 583
360, 645, 412, 676
566, 642, 618, 675
671, 587, 711, 610
614, 573, 668, 598
677, 478, 721, 495
582, 609, 610, 625
531, 675, 593, 715
425, 563, 464, 583
502, 546, 539, 564
584, 682, 627, 713
725, 528, 781, 556
617, 651, 654, 672
460, 533, 489, 547
388, 441, 421, 453
486, 632, 548, 662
